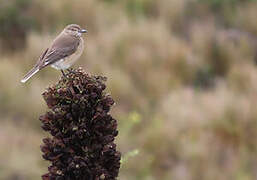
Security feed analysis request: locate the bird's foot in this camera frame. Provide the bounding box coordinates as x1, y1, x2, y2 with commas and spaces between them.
67, 68, 76, 74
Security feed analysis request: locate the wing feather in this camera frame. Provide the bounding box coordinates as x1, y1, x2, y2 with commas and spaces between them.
39, 33, 80, 69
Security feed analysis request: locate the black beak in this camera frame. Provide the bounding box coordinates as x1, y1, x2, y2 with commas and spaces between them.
80, 29, 88, 33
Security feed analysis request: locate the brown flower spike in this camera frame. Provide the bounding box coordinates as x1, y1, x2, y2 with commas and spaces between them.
40, 68, 121, 180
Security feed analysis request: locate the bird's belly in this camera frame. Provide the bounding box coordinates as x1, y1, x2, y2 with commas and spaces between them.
51, 38, 84, 70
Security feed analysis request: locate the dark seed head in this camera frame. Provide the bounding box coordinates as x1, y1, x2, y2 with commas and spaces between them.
40, 68, 121, 180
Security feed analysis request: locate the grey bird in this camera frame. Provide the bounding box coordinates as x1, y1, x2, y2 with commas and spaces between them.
21, 24, 87, 83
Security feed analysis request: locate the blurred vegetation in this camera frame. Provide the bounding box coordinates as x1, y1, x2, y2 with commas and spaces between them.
0, 0, 257, 179
0, 0, 34, 51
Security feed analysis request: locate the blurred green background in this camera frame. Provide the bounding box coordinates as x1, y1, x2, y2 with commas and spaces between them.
0, 0, 257, 179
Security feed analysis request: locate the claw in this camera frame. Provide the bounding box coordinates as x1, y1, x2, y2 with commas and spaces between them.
67, 68, 75, 74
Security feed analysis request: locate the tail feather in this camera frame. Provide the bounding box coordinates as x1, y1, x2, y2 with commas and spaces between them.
21, 66, 39, 83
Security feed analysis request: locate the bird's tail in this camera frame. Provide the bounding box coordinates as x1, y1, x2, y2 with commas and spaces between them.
20, 66, 39, 83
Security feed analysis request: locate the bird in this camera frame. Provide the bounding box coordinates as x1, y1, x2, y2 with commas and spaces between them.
21, 24, 87, 83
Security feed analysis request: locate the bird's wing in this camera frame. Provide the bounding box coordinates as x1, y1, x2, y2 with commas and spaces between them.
41, 47, 77, 68
36, 48, 49, 68
39, 34, 80, 69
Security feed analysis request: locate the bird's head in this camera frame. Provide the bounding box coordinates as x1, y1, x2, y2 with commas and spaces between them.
64, 24, 87, 37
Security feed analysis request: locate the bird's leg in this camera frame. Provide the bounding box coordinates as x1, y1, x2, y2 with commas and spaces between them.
61, 70, 67, 77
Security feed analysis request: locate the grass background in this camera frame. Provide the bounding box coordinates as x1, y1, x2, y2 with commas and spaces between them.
0, 0, 257, 179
